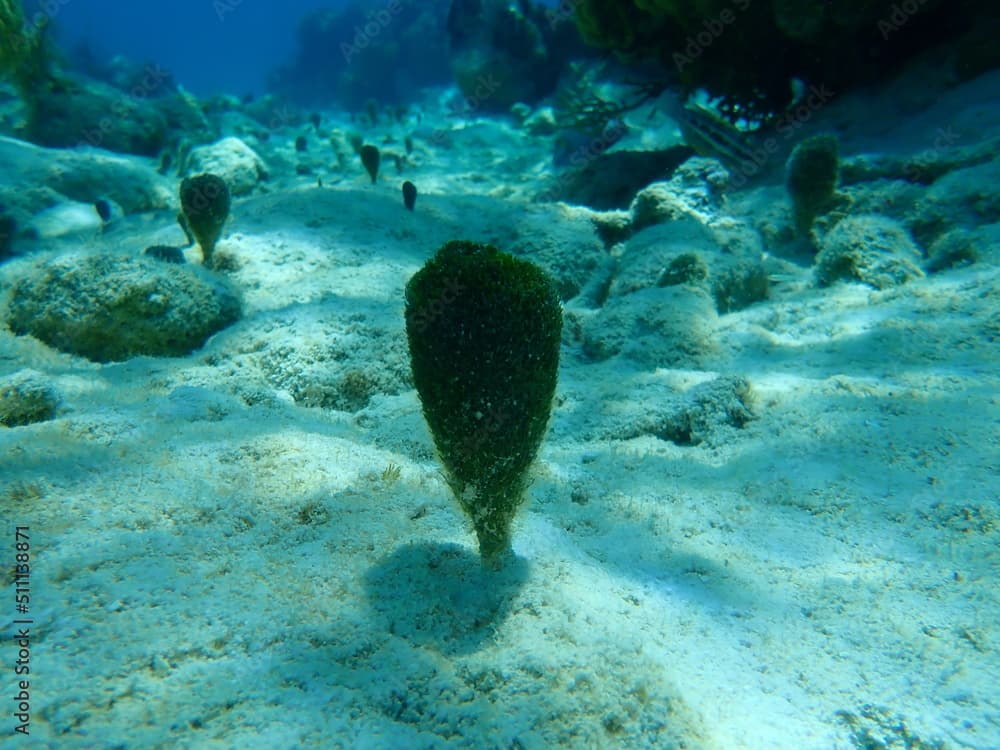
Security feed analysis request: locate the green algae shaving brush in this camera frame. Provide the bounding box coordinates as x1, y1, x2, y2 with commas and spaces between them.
179, 173, 230, 267
405, 241, 562, 569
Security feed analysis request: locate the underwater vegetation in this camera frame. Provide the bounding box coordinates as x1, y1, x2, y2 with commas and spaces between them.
7, 253, 242, 362
2, 1, 168, 155
405, 241, 562, 569
573, 0, 994, 121
0, 0, 188, 156
553, 62, 659, 139
359, 144, 380, 184
0, 0, 49, 92
271, 1, 451, 109
144, 245, 187, 264
0, 0, 56, 102
402, 180, 417, 211
275, 0, 584, 113
179, 174, 231, 268
786, 134, 840, 237
0, 369, 59, 427
446, 0, 586, 111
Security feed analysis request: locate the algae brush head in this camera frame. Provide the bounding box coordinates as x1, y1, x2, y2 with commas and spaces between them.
404, 240, 562, 568
402, 181, 417, 211
360, 144, 380, 183
179, 173, 230, 267
786, 134, 839, 236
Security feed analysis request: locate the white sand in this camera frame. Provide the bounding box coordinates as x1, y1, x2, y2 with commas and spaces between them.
1, 72, 998, 750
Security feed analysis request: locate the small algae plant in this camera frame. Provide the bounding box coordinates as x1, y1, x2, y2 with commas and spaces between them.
405, 241, 562, 569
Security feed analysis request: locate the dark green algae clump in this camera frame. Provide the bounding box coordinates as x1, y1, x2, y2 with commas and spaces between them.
404, 241, 562, 569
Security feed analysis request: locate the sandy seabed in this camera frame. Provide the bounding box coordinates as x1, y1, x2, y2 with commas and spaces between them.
1, 68, 998, 750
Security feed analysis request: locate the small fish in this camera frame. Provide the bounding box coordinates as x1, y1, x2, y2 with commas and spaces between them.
553, 117, 628, 168
144, 245, 186, 264
94, 199, 112, 223
675, 102, 762, 169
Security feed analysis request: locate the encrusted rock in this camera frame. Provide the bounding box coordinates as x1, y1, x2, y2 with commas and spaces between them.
0, 136, 172, 216
27, 79, 168, 156
577, 284, 718, 369
7, 253, 242, 362
184, 137, 268, 196
611, 221, 769, 313
815, 215, 924, 289
630, 157, 731, 230
0, 370, 60, 427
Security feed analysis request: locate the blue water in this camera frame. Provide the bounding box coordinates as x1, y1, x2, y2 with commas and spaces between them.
24, 0, 566, 96
24, 0, 336, 95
